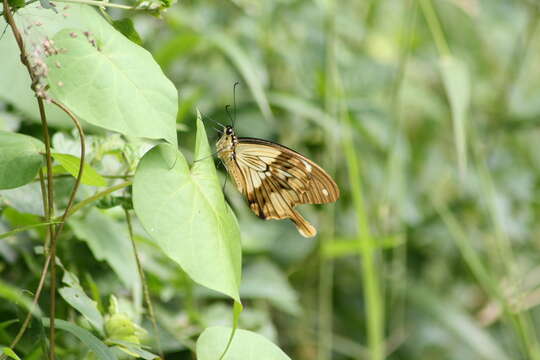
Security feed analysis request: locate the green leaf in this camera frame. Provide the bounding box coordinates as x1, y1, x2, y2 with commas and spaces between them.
0, 183, 45, 216
51, 249, 105, 343
215, 301, 244, 360
268, 93, 336, 132
0, 348, 22, 360
0, 319, 20, 331
7, 0, 25, 8
0, 279, 42, 317
112, 18, 143, 46
154, 33, 200, 69
0, 221, 60, 240
69, 209, 140, 290
240, 260, 300, 315
133, 112, 242, 301
409, 285, 510, 360
210, 33, 273, 123
44, 5, 178, 146
0, 6, 87, 127
42, 318, 117, 360
108, 340, 159, 360
196, 326, 290, 360
51, 152, 107, 187
59, 285, 104, 333
0, 131, 44, 190
439, 56, 470, 178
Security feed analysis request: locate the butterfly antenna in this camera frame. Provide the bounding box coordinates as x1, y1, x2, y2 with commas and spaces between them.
202, 114, 226, 129
193, 149, 222, 163
225, 105, 234, 127
233, 81, 240, 127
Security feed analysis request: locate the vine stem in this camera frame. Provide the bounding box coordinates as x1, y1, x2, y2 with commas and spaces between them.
54, 0, 138, 9
2, 1, 55, 357
48, 99, 86, 359
2, 3, 86, 357
124, 208, 164, 359
66, 180, 133, 217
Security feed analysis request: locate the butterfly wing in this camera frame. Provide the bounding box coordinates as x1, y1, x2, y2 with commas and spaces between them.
231, 138, 339, 237
236, 138, 339, 205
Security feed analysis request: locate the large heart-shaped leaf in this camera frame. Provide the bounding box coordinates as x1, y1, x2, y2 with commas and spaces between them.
43, 5, 178, 146
196, 326, 290, 360
0, 131, 44, 189
133, 113, 241, 301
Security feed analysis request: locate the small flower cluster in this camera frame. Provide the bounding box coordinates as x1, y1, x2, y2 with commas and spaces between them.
84, 31, 98, 49
28, 36, 63, 100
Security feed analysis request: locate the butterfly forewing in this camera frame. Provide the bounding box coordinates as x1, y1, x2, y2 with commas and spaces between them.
236, 138, 339, 205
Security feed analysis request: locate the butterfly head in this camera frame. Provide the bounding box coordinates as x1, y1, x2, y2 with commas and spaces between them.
216, 125, 238, 160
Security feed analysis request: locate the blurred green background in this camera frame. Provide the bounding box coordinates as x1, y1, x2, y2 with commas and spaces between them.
2, 0, 540, 359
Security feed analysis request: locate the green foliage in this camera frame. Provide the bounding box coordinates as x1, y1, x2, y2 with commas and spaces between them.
0, 280, 42, 317
0, 131, 44, 189
44, 5, 178, 146
42, 318, 117, 360
58, 269, 104, 333
0, 348, 22, 360
1, 0, 540, 359
6, 0, 24, 9
51, 153, 107, 187
439, 56, 470, 178
196, 326, 290, 360
112, 19, 143, 46
69, 209, 140, 289
133, 114, 242, 301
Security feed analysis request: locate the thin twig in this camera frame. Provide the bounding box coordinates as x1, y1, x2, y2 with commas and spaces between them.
7, 255, 52, 351
54, 0, 138, 10
50, 98, 86, 233
66, 180, 133, 218
33, 173, 133, 183
3, 172, 54, 357
46, 99, 86, 359
124, 208, 164, 359
39, 169, 50, 252
2, 1, 56, 357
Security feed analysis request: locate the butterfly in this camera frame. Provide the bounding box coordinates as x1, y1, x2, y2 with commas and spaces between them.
216, 125, 339, 237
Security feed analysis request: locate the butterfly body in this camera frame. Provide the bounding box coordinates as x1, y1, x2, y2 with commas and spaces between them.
217, 126, 339, 237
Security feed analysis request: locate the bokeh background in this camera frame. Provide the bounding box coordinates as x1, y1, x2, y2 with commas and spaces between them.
2, 0, 540, 359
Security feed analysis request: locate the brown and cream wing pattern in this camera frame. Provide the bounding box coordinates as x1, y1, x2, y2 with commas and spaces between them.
235, 138, 339, 208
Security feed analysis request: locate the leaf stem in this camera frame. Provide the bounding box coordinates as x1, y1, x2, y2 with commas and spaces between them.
418, 0, 451, 56
66, 181, 133, 218
54, 0, 138, 10
45, 99, 86, 358
1, 1, 57, 357
124, 208, 164, 359
0, 221, 62, 240
323, 1, 384, 357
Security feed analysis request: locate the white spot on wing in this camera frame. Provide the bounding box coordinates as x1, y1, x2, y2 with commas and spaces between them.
322, 189, 329, 196
302, 159, 312, 172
